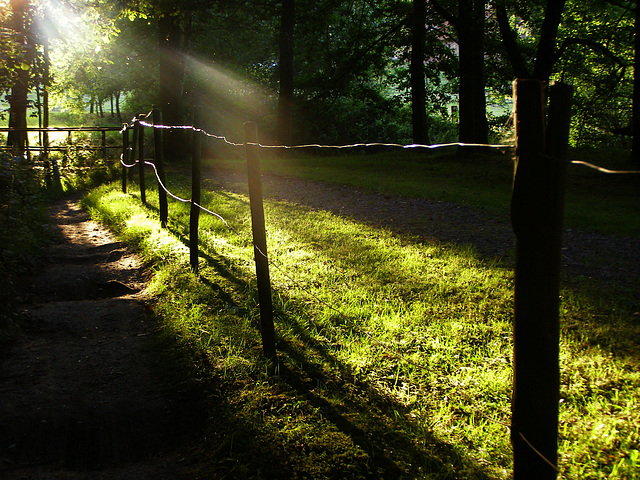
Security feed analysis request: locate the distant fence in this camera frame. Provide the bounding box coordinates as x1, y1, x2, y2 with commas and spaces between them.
1, 126, 123, 189
0, 126, 122, 158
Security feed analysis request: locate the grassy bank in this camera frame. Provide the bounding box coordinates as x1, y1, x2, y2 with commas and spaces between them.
81, 161, 639, 479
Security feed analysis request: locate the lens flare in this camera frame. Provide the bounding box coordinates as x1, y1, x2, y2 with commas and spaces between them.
36, 0, 95, 45
184, 54, 277, 145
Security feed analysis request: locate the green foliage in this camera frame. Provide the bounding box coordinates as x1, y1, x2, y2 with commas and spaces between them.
557, 0, 635, 148
48, 133, 120, 192
30, 0, 639, 151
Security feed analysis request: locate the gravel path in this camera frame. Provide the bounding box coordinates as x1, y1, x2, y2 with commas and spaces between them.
205, 165, 640, 292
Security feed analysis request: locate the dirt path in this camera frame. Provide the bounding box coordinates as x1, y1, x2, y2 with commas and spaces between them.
0, 199, 193, 479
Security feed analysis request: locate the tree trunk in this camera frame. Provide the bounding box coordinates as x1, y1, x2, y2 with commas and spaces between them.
42, 40, 50, 160
411, 0, 429, 144
158, 13, 189, 162
115, 91, 122, 123
495, 4, 531, 79
632, 1, 640, 166
276, 0, 295, 148
532, 0, 567, 82
6, 0, 31, 155
496, 0, 567, 84
458, 0, 488, 145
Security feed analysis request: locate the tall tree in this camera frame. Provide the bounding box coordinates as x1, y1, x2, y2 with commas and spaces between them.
6, 0, 33, 154
276, 0, 295, 146
158, 10, 191, 162
431, 0, 489, 144
632, 1, 640, 164
458, 0, 488, 144
410, 0, 429, 144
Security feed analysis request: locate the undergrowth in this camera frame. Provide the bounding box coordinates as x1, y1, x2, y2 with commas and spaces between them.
81, 173, 640, 479
0, 153, 51, 340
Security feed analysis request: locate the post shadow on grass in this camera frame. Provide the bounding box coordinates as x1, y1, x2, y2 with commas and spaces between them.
164, 224, 249, 313
124, 153, 495, 476
559, 280, 640, 365
141, 198, 494, 477
225, 285, 495, 479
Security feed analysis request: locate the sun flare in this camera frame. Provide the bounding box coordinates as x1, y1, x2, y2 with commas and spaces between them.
37, 0, 94, 45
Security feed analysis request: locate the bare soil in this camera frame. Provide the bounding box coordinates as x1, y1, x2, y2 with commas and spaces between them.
0, 199, 198, 479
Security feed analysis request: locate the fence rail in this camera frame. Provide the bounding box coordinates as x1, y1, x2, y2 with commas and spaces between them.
2, 125, 123, 189
1, 126, 123, 158
0, 126, 122, 132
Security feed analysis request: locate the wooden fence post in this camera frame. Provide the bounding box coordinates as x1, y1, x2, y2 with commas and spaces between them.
137, 119, 146, 204
101, 130, 107, 162
244, 121, 277, 364
51, 157, 61, 192
152, 107, 168, 228
121, 125, 129, 193
190, 106, 203, 273
511, 79, 572, 480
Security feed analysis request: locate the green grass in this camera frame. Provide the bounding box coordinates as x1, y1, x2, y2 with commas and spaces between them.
80, 164, 640, 479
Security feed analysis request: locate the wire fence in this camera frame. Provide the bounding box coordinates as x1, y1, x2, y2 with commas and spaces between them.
117, 98, 638, 477
131, 116, 640, 175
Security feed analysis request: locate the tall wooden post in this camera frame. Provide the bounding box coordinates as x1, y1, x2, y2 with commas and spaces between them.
152, 107, 168, 228
190, 106, 203, 273
244, 122, 277, 364
101, 130, 107, 162
511, 79, 572, 480
42, 40, 50, 164
137, 119, 146, 204
121, 125, 129, 193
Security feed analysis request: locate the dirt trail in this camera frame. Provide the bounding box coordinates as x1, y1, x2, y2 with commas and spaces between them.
0, 199, 193, 479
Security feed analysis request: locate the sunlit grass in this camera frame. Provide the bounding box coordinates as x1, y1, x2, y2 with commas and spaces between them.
82, 174, 640, 479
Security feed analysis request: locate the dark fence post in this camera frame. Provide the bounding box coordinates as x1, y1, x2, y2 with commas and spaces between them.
511, 79, 572, 480
137, 119, 146, 204
152, 107, 168, 228
121, 125, 129, 193
244, 121, 277, 365
43, 124, 50, 188
190, 106, 203, 273
44, 156, 51, 190
51, 157, 61, 192
101, 130, 107, 162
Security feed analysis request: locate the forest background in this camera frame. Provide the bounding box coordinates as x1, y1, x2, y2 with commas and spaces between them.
1, 0, 638, 159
